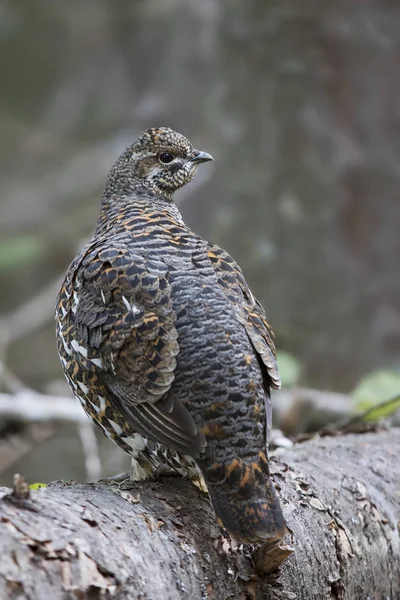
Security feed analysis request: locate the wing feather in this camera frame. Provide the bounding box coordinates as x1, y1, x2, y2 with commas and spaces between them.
70, 243, 206, 456
207, 244, 281, 390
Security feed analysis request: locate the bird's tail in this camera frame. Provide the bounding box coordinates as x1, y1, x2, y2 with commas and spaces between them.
202, 451, 287, 544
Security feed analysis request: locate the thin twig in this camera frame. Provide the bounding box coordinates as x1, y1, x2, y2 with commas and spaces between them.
331, 394, 400, 432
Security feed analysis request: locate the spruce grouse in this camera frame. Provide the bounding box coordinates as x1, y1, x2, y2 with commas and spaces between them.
56, 127, 286, 543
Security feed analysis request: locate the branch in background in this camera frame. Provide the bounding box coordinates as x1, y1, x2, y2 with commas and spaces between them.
273, 387, 352, 436
0, 391, 86, 423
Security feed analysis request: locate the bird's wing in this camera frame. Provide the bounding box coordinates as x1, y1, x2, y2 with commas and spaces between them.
66, 243, 206, 456
206, 244, 281, 390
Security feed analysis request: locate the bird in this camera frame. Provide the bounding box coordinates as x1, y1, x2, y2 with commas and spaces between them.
55, 127, 287, 544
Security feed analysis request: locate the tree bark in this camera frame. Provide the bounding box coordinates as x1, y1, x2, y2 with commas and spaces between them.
0, 429, 398, 600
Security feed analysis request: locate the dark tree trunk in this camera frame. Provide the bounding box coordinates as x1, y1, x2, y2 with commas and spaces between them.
0, 429, 399, 600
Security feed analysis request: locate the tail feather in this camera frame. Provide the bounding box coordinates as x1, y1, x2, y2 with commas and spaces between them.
203, 453, 287, 544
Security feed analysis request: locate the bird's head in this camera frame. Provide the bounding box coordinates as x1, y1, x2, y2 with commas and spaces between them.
105, 127, 213, 200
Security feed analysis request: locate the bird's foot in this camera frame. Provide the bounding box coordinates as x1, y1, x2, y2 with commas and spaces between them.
119, 477, 140, 490
98, 473, 143, 491
98, 472, 130, 485
116, 465, 181, 490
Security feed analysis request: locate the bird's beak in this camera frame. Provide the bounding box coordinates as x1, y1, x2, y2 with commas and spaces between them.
190, 150, 214, 164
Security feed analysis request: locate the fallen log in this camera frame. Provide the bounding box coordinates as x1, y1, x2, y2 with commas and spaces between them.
0, 429, 398, 599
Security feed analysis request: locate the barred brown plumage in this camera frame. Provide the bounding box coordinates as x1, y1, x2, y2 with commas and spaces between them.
55, 127, 287, 543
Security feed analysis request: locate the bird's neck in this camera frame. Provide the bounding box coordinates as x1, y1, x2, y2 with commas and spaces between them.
95, 187, 184, 236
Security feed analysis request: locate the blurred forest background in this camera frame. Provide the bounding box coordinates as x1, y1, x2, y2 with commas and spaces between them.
0, 0, 399, 486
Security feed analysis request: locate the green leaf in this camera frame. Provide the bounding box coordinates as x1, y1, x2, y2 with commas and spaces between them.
276, 351, 300, 388
29, 482, 47, 490
358, 396, 400, 422
0, 235, 46, 273
352, 369, 400, 414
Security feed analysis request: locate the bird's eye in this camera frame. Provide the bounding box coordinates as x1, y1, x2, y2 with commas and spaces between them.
159, 152, 174, 164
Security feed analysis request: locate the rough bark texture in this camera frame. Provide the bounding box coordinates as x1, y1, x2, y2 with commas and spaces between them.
0, 429, 398, 599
